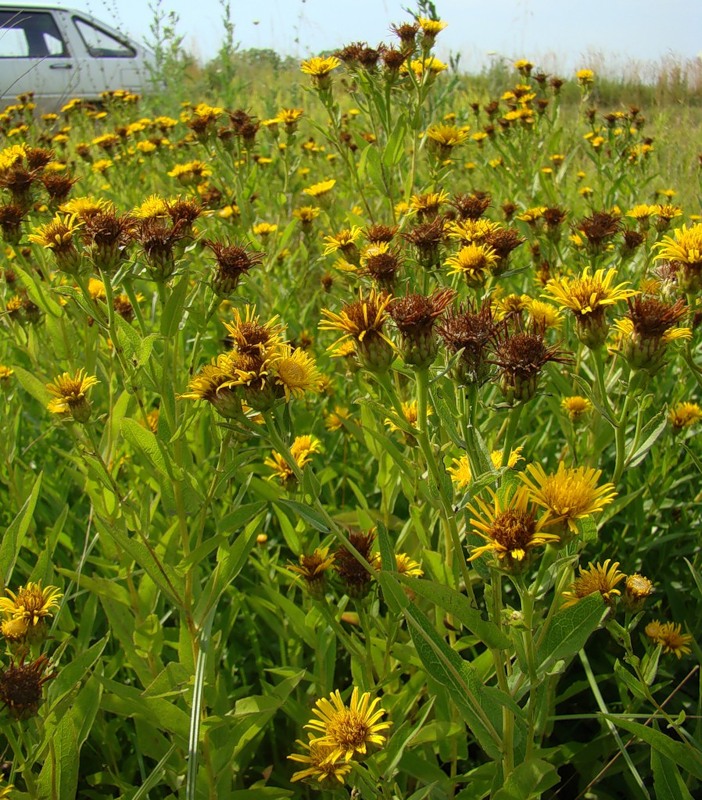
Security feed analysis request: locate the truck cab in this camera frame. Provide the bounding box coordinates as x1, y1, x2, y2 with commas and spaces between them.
0, 5, 155, 109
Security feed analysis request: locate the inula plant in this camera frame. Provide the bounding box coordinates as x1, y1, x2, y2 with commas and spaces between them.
0, 4, 700, 798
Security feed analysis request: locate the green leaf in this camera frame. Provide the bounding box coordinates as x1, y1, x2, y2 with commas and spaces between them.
628, 413, 667, 469
12, 365, 52, 407
0, 471, 42, 584
491, 758, 559, 800
537, 594, 605, 674
121, 417, 171, 477
379, 574, 511, 760
276, 499, 330, 533
382, 115, 407, 168
14, 263, 63, 316
397, 576, 510, 650
603, 715, 702, 781
651, 747, 695, 800
160, 273, 191, 337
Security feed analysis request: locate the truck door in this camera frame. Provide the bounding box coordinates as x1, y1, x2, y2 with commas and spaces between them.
0, 9, 79, 105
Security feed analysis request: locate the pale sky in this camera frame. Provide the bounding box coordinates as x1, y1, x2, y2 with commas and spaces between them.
16, 0, 702, 74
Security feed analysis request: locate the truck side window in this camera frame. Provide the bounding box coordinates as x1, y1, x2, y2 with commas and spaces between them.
72, 18, 136, 58
0, 10, 68, 58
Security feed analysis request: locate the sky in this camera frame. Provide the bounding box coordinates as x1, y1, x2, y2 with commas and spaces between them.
17, 0, 702, 75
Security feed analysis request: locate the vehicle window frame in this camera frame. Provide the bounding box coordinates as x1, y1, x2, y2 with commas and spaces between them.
0, 9, 70, 59
71, 15, 137, 59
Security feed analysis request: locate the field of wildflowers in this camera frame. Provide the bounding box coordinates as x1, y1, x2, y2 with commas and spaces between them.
0, 5, 701, 799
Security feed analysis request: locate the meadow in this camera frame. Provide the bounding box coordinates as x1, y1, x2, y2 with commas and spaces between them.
0, 8, 701, 799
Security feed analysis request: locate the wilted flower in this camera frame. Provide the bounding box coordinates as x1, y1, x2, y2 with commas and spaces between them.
0, 655, 56, 719
288, 547, 335, 598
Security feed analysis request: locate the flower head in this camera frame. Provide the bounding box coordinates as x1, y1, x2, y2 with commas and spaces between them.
300, 56, 341, 88
519, 462, 616, 538
46, 369, 99, 422
320, 288, 394, 371
468, 485, 559, 571
645, 621, 693, 658
622, 573, 654, 612
544, 267, 638, 348
288, 547, 335, 598
445, 243, 499, 286
288, 737, 353, 786
561, 559, 625, 608
0, 581, 62, 646
28, 213, 83, 273
305, 687, 390, 763
389, 289, 455, 367
669, 402, 702, 429
0, 655, 56, 719
561, 395, 593, 421
204, 240, 263, 297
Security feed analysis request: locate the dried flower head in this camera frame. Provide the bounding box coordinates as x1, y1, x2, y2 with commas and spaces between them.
389, 288, 455, 367
333, 530, 378, 599
205, 240, 264, 296
0, 655, 56, 719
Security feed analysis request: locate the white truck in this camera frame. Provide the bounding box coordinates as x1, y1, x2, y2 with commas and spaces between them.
0, 5, 155, 109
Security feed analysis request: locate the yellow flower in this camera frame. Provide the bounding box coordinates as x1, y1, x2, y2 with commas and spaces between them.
561, 395, 593, 421
527, 299, 563, 330
394, 553, 423, 577
447, 455, 473, 490
467, 485, 559, 570
303, 179, 336, 198
271, 346, 322, 400
293, 206, 320, 224
323, 227, 362, 257
288, 737, 352, 786
46, 369, 99, 422
304, 687, 390, 763
325, 405, 352, 431
180, 356, 240, 418
654, 223, 702, 266
577, 68, 595, 85
544, 267, 638, 348
406, 57, 447, 77
669, 402, 702, 429
288, 547, 335, 598
132, 194, 168, 219
622, 573, 654, 612
519, 462, 617, 535
265, 435, 321, 484
0, 365, 14, 382
645, 621, 693, 658
300, 56, 341, 78
0, 581, 61, 624
167, 160, 212, 185
444, 243, 499, 285
426, 124, 469, 149
320, 288, 395, 370
252, 222, 278, 237
561, 559, 625, 608
490, 446, 524, 470
60, 195, 114, 220
417, 16, 447, 36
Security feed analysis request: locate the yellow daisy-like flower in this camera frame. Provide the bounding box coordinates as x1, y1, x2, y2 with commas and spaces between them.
561, 395, 593, 421
544, 267, 638, 348
545, 267, 638, 317
324, 405, 352, 431
60, 195, 114, 220
300, 56, 341, 78
384, 401, 432, 434
303, 179, 336, 198
445, 243, 499, 286
288, 737, 352, 786
293, 206, 321, 224
426, 124, 469, 149
252, 222, 278, 237
527, 299, 563, 330
305, 687, 390, 764
0, 581, 62, 631
669, 402, 702, 429
167, 160, 212, 185
417, 16, 447, 36
645, 621, 693, 658
576, 68, 595, 85
0, 365, 14, 382
271, 346, 322, 400
265, 434, 322, 484
28, 214, 83, 273
447, 455, 473, 491
131, 194, 168, 219
519, 462, 617, 535
561, 559, 625, 608
46, 369, 99, 422
179, 356, 240, 418
654, 222, 702, 266
406, 57, 447, 78
288, 547, 335, 598
320, 288, 395, 370
490, 446, 524, 470
467, 485, 559, 570
394, 553, 424, 577
323, 226, 362, 256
